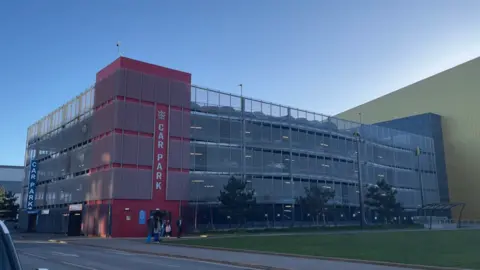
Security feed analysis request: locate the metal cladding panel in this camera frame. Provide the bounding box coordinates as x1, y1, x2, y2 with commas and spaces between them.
88, 170, 114, 200
112, 168, 151, 199
191, 114, 220, 142
112, 134, 123, 164
336, 57, 480, 218
18, 211, 28, 230
121, 134, 138, 165
34, 184, 46, 207
91, 103, 115, 138
124, 102, 140, 131
182, 110, 191, 138
141, 73, 156, 103
187, 174, 227, 202
69, 144, 93, 173
168, 140, 182, 169
114, 101, 153, 132
82, 204, 110, 237
169, 109, 183, 137
114, 102, 128, 130
36, 208, 69, 234
181, 140, 190, 170
166, 171, 189, 200
91, 134, 114, 168
113, 69, 127, 97
153, 76, 170, 104
38, 172, 115, 206
138, 136, 153, 166
32, 117, 93, 158
36, 154, 69, 182
139, 105, 154, 134
125, 69, 142, 100
94, 71, 115, 108
170, 80, 190, 109
376, 113, 449, 204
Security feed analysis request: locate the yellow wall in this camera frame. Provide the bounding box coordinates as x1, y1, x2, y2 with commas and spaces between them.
337, 57, 480, 219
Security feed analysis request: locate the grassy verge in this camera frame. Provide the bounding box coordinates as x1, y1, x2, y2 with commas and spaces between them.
177, 229, 480, 269
188, 224, 423, 236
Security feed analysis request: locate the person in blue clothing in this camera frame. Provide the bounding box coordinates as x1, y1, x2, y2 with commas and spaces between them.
153, 217, 161, 242
159, 219, 166, 238
146, 215, 155, 243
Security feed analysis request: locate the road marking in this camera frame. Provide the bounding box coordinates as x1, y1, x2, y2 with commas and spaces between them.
141, 253, 261, 269
15, 240, 59, 244
48, 239, 67, 244
52, 251, 79, 257
140, 260, 181, 268
62, 261, 98, 270
108, 250, 133, 256
21, 252, 48, 260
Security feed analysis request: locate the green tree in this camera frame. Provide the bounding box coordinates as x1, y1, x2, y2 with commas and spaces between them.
365, 179, 403, 223
218, 176, 256, 226
296, 186, 335, 225
0, 191, 19, 220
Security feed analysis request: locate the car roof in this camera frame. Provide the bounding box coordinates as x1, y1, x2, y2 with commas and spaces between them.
0, 220, 9, 234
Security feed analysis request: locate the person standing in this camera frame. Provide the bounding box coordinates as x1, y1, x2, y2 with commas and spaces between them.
176, 218, 183, 238
153, 217, 161, 242
165, 220, 172, 237
146, 215, 154, 243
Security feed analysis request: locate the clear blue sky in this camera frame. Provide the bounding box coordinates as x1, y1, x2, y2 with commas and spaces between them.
1, 0, 479, 166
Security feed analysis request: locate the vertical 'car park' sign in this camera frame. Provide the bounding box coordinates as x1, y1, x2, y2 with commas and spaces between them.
26, 160, 38, 210
153, 104, 169, 202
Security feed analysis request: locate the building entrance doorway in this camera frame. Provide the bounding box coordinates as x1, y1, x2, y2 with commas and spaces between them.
27, 213, 37, 232
67, 204, 83, 236
67, 211, 82, 236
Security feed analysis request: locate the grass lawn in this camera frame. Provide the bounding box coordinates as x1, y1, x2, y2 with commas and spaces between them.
176, 229, 480, 269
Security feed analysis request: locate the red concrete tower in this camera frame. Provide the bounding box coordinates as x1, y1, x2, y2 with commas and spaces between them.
87, 57, 191, 237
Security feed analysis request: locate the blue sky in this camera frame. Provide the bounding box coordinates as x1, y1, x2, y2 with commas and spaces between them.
1, 0, 479, 166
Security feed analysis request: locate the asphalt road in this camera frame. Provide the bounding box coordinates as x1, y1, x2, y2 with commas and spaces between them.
15, 241, 254, 270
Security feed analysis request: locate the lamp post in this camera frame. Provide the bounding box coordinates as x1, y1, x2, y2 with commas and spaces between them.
416, 147, 426, 218
353, 131, 365, 229
192, 180, 204, 231
238, 84, 243, 97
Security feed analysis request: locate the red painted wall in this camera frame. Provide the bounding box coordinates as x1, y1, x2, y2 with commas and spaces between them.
96, 57, 191, 84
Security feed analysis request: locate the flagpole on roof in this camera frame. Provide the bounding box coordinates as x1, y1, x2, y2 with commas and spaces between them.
238, 84, 243, 97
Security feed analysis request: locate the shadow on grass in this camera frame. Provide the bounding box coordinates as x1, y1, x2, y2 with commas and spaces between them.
188, 224, 424, 236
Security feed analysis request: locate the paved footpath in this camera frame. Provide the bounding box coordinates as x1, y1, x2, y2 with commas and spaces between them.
64, 238, 414, 270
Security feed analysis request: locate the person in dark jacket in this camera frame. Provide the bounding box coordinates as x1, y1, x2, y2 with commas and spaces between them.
176, 218, 183, 238
146, 216, 155, 243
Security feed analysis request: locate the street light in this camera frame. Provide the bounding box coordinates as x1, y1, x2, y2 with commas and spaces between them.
416, 146, 426, 219
353, 131, 366, 229
192, 179, 204, 231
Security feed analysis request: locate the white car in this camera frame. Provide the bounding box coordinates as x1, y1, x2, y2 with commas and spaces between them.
0, 220, 22, 270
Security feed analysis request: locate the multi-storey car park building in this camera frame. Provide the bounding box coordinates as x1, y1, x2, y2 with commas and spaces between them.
19, 57, 440, 237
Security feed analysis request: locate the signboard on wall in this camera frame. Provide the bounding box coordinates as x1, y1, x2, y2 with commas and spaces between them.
139, 210, 146, 225
69, 204, 83, 211
26, 160, 38, 211
153, 104, 169, 201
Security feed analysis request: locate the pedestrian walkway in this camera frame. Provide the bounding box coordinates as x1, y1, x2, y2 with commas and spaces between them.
66, 238, 414, 270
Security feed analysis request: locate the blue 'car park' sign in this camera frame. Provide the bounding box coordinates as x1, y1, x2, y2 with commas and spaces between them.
26, 160, 38, 211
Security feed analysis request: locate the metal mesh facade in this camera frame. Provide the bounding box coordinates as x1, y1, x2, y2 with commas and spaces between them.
23, 68, 439, 217
186, 87, 439, 211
